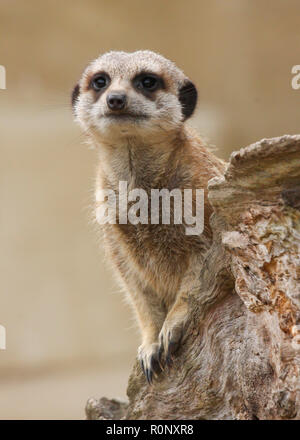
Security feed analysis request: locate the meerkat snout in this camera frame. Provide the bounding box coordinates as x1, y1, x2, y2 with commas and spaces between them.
106, 93, 127, 111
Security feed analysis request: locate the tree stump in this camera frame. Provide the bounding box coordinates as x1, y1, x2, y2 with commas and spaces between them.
86, 135, 300, 420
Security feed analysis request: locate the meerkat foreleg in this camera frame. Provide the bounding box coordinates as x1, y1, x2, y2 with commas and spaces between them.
158, 263, 202, 366
129, 286, 167, 383
158, 293, 189, 366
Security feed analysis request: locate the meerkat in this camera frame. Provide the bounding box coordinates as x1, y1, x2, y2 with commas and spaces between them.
72, 50, 225, 383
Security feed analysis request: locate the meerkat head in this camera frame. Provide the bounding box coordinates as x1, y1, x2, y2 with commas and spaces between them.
72, 50, 197, 141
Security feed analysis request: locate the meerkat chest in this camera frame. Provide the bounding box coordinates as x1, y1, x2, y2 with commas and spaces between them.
102, 221, 206, 297
105, 218, 208, 301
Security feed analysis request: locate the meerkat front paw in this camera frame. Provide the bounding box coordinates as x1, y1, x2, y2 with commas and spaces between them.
158, 316, 186, 367
138, 342, 163, 384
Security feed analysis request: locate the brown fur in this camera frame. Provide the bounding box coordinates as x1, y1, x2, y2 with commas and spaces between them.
72, 50, 226, 382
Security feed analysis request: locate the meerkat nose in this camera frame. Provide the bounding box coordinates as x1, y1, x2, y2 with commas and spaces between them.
107, 93, 127, 111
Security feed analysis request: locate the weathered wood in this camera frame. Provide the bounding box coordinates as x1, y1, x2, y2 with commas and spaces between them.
86, 135, 300, 420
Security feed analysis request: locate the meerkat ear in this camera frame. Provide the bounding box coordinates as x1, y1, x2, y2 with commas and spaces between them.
178, 80, 198, 120
71, 83, 80, 110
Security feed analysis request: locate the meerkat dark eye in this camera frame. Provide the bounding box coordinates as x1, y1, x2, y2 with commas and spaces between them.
91, 74, 109, 91
141, 76, 158, 90
133, 73, 164, 97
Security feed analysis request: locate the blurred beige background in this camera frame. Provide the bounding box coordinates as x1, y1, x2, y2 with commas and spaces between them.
0, 0, 299, 419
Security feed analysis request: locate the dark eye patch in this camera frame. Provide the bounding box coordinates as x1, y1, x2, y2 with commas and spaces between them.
88, 72, 111, 93
133, 72, 165, 99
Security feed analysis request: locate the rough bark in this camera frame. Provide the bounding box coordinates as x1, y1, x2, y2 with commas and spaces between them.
86, 135, 300, 420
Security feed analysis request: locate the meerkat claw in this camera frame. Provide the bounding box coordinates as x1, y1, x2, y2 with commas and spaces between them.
138, 342, 163, 383
159, 321, 185, 368
140, 359, 146, 375
146, 368, 153, 385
